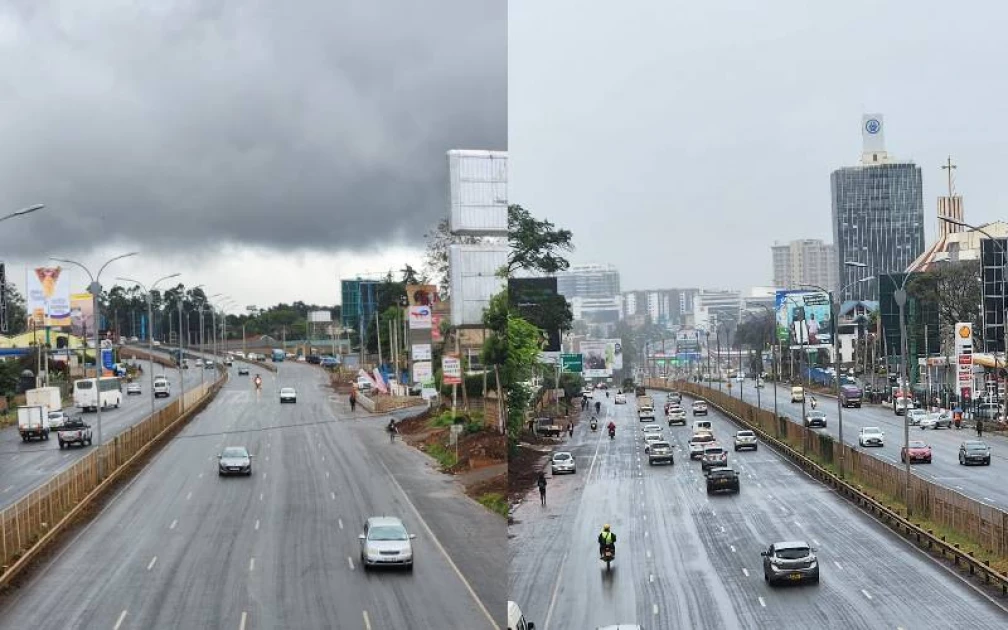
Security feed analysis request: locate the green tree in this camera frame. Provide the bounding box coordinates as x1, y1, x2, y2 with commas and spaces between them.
906, 260, 982, 352
2, 285, 28, 335
507, 204, 574, 275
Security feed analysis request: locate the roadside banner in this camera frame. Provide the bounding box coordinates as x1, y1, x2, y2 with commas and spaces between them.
412, 361, 434, 386
27, 267, 72, 327
408, 305, 433, 329
412, 343, 432, 361
442, 355, 462, 385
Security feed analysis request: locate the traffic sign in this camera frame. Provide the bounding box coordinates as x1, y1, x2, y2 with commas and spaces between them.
560, 353, 583, 373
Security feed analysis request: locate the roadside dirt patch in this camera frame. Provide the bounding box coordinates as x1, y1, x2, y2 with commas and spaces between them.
508, 443, 550, 504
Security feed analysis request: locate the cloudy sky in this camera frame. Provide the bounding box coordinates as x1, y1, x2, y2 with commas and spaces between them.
509, 0, 1007, 293
0, 0, 505, 309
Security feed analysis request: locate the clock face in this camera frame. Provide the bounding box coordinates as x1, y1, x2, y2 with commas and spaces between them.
865, 118, 881, 134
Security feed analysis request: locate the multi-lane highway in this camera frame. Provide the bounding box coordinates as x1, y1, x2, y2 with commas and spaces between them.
0, 360, 203, 510
726, 379, 1008, 509
509, 390, 1008, 629
0, 361, 503, 629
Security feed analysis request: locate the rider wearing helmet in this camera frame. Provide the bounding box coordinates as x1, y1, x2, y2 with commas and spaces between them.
598, 524, 616, 557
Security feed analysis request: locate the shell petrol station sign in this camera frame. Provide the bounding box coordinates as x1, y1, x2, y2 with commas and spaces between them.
955, 322, 974, 400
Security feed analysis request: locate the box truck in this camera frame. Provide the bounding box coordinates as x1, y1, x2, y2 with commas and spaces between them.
25, 386, 62, 412
18, 405, 51, 441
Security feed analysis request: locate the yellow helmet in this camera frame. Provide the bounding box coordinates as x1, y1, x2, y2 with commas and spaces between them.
603, 524, 611, 531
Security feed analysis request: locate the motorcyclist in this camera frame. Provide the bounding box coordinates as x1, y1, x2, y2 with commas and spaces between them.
590, 416, 598, 431
607, 421, 616, 438
598, 524, 616, 557
810, 396, 817, 410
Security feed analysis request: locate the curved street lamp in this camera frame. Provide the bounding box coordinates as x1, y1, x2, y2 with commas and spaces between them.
116, 274, 180, 420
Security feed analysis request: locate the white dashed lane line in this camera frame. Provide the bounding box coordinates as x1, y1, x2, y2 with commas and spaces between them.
147, 556, 157, 571
114, 610, 128, 630
861, 589, 873, 600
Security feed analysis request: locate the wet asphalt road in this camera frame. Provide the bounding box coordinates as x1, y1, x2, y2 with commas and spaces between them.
728, 380, 1008, 510
508, 391, 1008, 629
0, 361, 503, 629
0, 360, 203, 510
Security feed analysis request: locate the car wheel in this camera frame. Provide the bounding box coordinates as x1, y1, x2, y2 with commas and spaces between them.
987, 459, 992, 466
406, 562, 414, 572
59, 441, 64, 449
959, 456, 964, 465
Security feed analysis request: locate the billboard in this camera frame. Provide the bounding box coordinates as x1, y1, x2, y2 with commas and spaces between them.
0, 262, 6, 332
70, 293, 94, 337
412, 343, 432, 361
412, 361, 434, 386
442, 355, 462, 385
448, 243, 508, 326
406, 285, 439, 307
27, 267, 72, 327
600, 339, 624, 370
308, 310, 332, 323
775, 290, 833, 350
448, 149, 508, 236
408, 305, 433, 329
955, 322, 974, 399
509, 277, 563, 352
580, 341, 611, 378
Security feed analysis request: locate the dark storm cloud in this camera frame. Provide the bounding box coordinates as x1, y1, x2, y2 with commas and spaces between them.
0, 0, 505, 258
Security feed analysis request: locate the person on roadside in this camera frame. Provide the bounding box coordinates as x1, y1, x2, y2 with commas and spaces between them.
977, 419, 984, 438
568, 421, 574, 437
349, 389, 357, 412
537, 472, 547, 506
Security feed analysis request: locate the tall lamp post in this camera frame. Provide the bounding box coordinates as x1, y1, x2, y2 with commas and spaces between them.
758, 305, 777, 420
939, 216, 1008, 426
51, 252, 138, 476
894, 281, 913, 514
117, 274, 180, 421
705, 331, 712, 388
802, 266, 872, 477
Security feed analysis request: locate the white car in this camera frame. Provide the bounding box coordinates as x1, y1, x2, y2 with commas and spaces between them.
614, 393, 627, 404
919, 412, 952, 430
734, 430, 758, 451
859, 426, 885, 447
643, 433, 663, 453
551, 451, 576, 474
906, 409, 928, 426
279, 387, 297, 403
358, 516, 415, 571
47, 410, 68, 430
126, 383, 142, 396
642, 423, 662, 434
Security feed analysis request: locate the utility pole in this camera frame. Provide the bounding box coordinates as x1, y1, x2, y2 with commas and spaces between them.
896, 287, 912, 515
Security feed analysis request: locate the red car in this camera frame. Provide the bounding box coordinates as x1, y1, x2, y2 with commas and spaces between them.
901, 440, 932, 464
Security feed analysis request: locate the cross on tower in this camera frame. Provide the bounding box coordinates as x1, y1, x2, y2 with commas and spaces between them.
942, 155, 957, 198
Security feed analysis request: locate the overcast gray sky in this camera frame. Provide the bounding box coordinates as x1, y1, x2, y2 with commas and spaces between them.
0, 0, 505, 307
509, 0, 1007, 293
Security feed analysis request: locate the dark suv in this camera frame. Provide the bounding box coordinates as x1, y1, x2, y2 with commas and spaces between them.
762, 541, 819, 586
706, 468, 739, 494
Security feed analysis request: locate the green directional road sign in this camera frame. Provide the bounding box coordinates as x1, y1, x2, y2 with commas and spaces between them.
560, 353, 583, 373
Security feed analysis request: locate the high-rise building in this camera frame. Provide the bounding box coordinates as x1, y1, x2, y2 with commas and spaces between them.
555, 264, 621, 300
771, 239, 839, 292
831, 114, 925, 301
620, 288, 699, 327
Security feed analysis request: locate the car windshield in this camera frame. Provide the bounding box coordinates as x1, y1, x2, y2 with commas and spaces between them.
692, 434, 714, 443
281, 388, 295, 394
863, 428, 881, 435
809, 411, 825, 417
710, 469, 735, 478
369, 525, 408, 541
651, 442, 670, 449
222, 448, 248, 458
776, 546, 810, 560
554, 453, 571, 461
704, 448, 724, 455
737, 432, 754, 438
908, 441, 927, 449
49, 412, 63, 419
966, 442, 988, 451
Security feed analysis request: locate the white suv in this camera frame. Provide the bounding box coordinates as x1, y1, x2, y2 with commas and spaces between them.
153, 378, 171, 399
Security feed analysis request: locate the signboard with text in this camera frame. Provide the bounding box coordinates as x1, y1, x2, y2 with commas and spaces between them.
560, 353, 583, 373
955, 322, 974, 398
442, 355, 462, 385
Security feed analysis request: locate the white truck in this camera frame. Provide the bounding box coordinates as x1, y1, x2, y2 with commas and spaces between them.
26, 386, 62, 412
637, 395, 655, 420
18, 405, 51, 441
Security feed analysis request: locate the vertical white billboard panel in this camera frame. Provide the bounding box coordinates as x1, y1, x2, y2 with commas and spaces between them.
448, 150, 508, 236
448, 243, 508, 327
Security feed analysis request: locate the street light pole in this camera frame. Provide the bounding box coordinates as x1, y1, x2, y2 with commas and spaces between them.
116, 274, 180, 422
895, 287, 912, 514
52, 252, 138, 477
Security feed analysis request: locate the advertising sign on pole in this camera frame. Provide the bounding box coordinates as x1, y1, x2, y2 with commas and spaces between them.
406, 285, 440, 306
412, 361, 434, 386
775, 290, 833, 349
27, 267, 72, 327
580, 341, 611, 378
442, 355, 462, 385
407, 305, 433, 330
954, 322, 974, 398
411, 343, 432, 361
601, 339, 624, 370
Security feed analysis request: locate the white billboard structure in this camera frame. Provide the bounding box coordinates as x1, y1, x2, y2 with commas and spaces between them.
308, 310, 332, 323
448, 150, 508, 236
448, 243, 508, 327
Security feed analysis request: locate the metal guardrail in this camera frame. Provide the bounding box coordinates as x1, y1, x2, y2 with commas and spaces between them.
646, 378, 1008, 595
0, 369, 228, 589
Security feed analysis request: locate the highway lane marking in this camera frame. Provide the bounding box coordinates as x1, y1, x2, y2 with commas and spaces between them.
147, 556, 157, 571
326, 471, 330, 479
758, 597, 766, 608
263, 472, 268, 480
198, 473, 203, 479
255, 519, 260, 531
114, 609, 128, 630
649, 574, 654, 583
646, 550, 652, 559
861, 589, 872, 600
742, 568, 749, 577
834, 561, 843, 570
376, 458, 500, 629
794, 520, 801, 528
363, 610, 372, 630
331, 491, 336, 500
644, 531, 649, 538
260, 493, 264, 501
186, 491, 192, 500
1, 486, 11, 493
543, 550, 569, 630
719, 525, 725, 533
984, 497, 994, 502
653, 604, 658, 616
239, 611, 248, 630
813, 539, 820, 546
265, 456, 269, 462
248, 556, 255, 571
348, 556, 355, 570
730, 545, 736, 553
338, 518, 344, 530
169, 519, 177, 530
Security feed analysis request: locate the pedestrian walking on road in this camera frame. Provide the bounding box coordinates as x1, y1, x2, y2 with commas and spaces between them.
568, 422, 574, 438
537, 472, 547, 506
349, 390, 357, 413
977, 419, 984, 438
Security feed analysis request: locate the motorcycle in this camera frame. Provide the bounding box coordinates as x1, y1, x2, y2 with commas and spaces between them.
590, 420, 598, 432
601, 544, 615, 570
608, 427, 616, 440
254, 376, 262, 391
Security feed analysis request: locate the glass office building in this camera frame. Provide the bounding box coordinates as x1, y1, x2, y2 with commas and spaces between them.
831, 162, 925, 301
